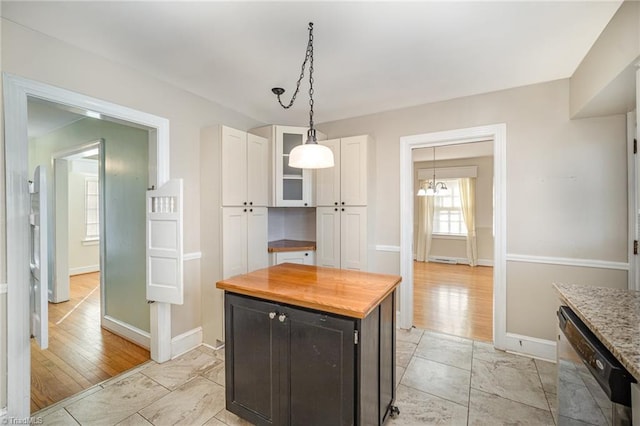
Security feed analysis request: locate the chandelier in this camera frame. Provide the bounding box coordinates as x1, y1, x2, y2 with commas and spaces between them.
417, 146, 449, 196
271, 22, 334, 169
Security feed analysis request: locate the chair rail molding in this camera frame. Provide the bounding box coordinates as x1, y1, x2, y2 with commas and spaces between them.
506, 253, 629, 271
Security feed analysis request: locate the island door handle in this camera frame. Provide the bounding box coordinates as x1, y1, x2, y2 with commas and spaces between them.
278, 313, 287, 323
269, 312, 276, 320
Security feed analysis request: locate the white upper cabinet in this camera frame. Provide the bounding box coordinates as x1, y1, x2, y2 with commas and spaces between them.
316, 135, 373, 207
250, 125, 326, 207
221, 125, 269, 207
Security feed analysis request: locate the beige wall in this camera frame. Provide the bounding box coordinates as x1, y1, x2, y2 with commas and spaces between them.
0, 18, 262, 352
414, 155, 494, 263
317, 78, 628, 341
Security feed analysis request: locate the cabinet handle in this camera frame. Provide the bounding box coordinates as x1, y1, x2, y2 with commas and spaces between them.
243, 202, 247, 206
334, 208, 338, 212
249, 201, 253, 205
304, 203, 308, 206
269, 312, 276, 320
341, 208, 345, 211
278, 313, 287, 323
341, 201, 345, 205
243, 208, 247, 212
305, 253, 309, 256
335, 202, 338, 206
250, 208, 253, 212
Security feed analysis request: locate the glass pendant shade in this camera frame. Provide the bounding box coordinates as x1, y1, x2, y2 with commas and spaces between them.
288, 143, 335, 169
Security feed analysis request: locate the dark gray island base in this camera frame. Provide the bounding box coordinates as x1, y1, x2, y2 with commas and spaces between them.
217, 263, 402, 426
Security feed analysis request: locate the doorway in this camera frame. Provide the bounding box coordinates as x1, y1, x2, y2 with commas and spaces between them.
399, 124, 507, 350
4, 74, 174, 418
411, 142, 494, 342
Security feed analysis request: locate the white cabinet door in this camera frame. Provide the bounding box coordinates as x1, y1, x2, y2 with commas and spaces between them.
247, 207, 269, 272
222, 207, 248, 278
274, 126, 314, 207
221, 126, 247, 207
316, 139, 341, 207
340, 136, 368, 206
341, 207, 368, 271
316, 207, 341, 268
247, 134, 269, 207
275, 251, 315, 265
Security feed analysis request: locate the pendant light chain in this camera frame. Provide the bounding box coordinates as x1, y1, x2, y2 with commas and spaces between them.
274, 23, 314, 110
308, 26, 314, 132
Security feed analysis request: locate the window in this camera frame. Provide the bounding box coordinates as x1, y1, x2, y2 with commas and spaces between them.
433, 179, 467, 236
85, 177, 99, 241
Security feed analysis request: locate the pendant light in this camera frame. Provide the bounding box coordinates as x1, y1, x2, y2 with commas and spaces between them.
272, 22, 334, 169
417, 146, 449, 196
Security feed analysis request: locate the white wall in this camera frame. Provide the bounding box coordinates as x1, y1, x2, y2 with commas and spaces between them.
317, 79, 627, 341
68, 160, 100, 275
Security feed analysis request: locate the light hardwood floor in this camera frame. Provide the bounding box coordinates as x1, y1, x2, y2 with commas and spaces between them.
31, 272, 150, 413
413, 261, 493, 342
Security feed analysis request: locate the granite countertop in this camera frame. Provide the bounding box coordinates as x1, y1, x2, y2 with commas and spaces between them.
217, 263, 401, 318
268, 239, 316, 253
554, 282, 640, 381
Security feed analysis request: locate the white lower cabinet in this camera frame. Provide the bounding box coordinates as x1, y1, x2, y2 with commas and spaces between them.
271, 250, 316, 266
222, 207, 268, 278
316, 206, 368, 271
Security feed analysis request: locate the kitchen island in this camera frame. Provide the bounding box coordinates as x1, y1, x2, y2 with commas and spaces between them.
217, 263, 402, 426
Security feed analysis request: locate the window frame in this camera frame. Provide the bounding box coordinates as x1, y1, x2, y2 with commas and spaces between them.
83, 175, 100, 243
432, 178, 468, 237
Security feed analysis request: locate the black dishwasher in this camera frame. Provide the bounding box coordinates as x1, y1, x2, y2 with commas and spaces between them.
557, 306, 636, 425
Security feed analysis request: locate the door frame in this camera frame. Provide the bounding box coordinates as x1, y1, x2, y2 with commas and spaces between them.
3, 73, 171, 417
399, 123, 507, 349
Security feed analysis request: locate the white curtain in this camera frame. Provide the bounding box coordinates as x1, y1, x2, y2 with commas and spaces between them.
459, 177, 478, 266
415, 180, 435, 262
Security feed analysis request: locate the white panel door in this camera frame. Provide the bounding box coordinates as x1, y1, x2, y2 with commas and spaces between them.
247, 207, 269, 272
221, 126, 247, 207
340, 136, 368, 206
30, 166, 48, 349
341, 207, 368, 271
222, 207, 248, 278
316, 139, 341, 207
316, 207, 341, 268
247, 134, 269, 207
146, 179, 184, 304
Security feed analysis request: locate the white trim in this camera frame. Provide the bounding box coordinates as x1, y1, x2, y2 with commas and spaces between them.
0, 284, 7, 295
171, 327, 203, 359
502, 333, 556, 362
69, 265, 101, 276
183, 251, 202, 261
506, 253, 629, 271
628, 107, 638, 290
4, 73, 172, 418
400, 124, 507, 352
102, 315, 151, 349
427, 256, 494, 267
417, 165, 478, 180
375, 245, 401, 252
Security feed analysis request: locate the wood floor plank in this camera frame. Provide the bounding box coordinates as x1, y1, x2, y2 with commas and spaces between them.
31, 272, 150, 413
413, 261, 493, 342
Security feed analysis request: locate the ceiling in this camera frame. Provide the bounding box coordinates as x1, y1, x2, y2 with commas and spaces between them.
3, 1, 622, 126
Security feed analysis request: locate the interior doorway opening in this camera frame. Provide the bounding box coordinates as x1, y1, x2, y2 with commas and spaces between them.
411, 141, 494, 342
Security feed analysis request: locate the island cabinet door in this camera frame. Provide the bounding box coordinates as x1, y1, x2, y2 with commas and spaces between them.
281, 307, 356, 426
225, 293, 283, 426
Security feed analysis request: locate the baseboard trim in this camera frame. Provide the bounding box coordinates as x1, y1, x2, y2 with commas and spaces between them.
69, 265, 100, 276
425, 256, 494, 267
171, 327, 203, 359
506, 253, 628, 271
202, 339, 225, 351
102, 315, 150, 349
501, 332, 556, 362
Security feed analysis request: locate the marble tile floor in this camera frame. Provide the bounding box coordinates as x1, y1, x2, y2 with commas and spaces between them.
34, 328, 558, 425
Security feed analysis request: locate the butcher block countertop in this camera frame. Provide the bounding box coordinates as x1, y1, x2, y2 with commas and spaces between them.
554, 282, 640, 381
217, 263, 402, 319
267, 239, 316, 253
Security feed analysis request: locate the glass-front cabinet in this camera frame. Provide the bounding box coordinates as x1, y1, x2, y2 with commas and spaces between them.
250, 125, 325, 207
